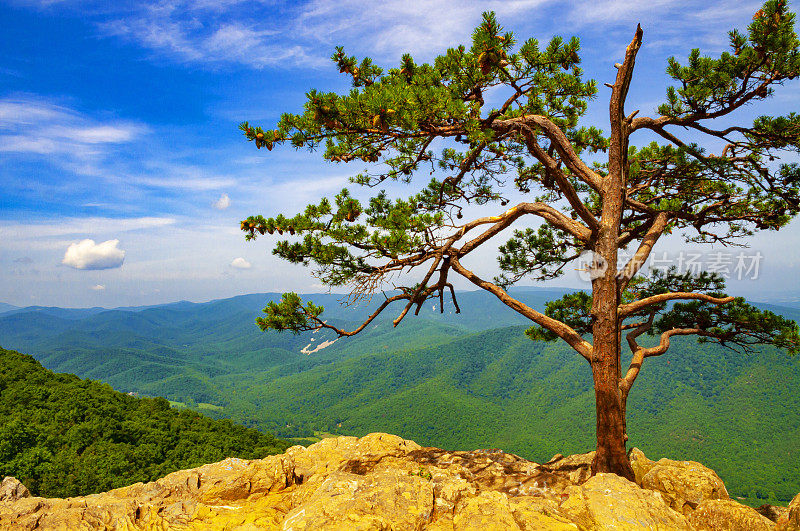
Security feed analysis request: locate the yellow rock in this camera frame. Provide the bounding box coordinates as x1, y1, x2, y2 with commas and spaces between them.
792, 492, 800, 528
0, 433, 755, 531
560, 472, 693, 530
688, 499, 774, 531
453, 490, 520, 530
641, 457, 729, 514
777, 491, 800, 531
281, 470, 434, 530
508, 496, 579, 530
629, 447, 656, 485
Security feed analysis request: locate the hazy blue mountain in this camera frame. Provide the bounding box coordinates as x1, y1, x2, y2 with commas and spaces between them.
0, 302, 18, 314
0, 306, 108, 320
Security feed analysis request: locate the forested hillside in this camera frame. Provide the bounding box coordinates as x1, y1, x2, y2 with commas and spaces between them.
0, 347, 288, 498
1, 291, 799, 505
212, 325, 800, 505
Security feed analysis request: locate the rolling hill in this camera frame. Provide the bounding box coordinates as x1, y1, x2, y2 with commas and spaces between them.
0, 346, 288, 498
1, 289, 799, 505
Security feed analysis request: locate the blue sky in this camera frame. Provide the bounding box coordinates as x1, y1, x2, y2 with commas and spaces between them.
1, 0, 799, 308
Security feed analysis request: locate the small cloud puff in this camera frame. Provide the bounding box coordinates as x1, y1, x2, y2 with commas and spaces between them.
91, 284, 106, 291
230, 257, 251, 269
212, 193, 231, 210
63, 239, 125, 270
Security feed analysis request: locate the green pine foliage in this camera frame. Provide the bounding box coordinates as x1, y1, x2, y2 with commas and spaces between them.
0, 346, 289, 498
235, 2, 800, 479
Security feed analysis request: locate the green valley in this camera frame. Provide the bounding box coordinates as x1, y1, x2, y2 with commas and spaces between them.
1, 289, 798, 506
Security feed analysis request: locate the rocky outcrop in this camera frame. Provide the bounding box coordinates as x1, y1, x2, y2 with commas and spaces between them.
758, 503, 790, 523
0, 434, 794, 530
688, 499, 774, 530
776, 491, 800, 530
629, 446, 656, 485
0, 478, 29, 503
560, 473, 692, 530
628, 448, 729, 515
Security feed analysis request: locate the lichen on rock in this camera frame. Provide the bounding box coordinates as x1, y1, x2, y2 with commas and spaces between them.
0, 433, 796, 531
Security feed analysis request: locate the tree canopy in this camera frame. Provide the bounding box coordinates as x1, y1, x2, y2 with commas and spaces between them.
241, 0, 800, 478
0, 347, 288, 497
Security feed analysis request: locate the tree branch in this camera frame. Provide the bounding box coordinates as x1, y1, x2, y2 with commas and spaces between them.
617, 212, 669, 290
630, 74, 778, 132
611, 24, 643, 137
448, 254, 593, 360
304, 293, 409, 336
456, 202, 592, 253
519, 126, 601, 232
636, 327, 705, 358
620, 311, 656, 394
492, 115, 603, 191
619, 292, 735, 317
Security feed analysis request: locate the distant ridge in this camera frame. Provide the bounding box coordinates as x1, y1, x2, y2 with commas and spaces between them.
0, 302, 19, 314
1, 286, 796, 327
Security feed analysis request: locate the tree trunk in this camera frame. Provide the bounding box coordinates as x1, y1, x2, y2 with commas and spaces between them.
588, 24, 642, 481
590, 352, 635, 480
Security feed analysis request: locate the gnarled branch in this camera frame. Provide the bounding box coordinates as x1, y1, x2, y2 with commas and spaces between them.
620, 292, 735, 317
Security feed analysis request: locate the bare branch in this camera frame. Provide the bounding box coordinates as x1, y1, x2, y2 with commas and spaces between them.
608, 23, 643, 192
637, 327, 705, 357
620, 311, 656, 394
448, 254, 593, 360
611, 24, 643, 132
306, 293, 410, 336
617, 212, 669, 290
456, 202, 591, 255
519, 126, 601, 232
620, 292, 735, 317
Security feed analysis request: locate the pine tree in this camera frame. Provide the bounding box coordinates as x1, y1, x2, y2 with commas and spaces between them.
240, 1, 800, 478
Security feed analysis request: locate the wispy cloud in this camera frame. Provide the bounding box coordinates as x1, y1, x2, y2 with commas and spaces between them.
130, 174, 237, 191
0, 216, 176, 240
0, 93, 245, 209
0, 95, 146, 160
15, 0, 771, 69
97, 2, 322, 69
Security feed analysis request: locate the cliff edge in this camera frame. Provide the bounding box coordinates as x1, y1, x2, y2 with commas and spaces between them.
1, 433, 798, 530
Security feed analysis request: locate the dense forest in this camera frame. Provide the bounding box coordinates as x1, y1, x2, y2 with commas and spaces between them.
0, 347, 289, 498
215, 326, 800, 506
1, 292, 799, 506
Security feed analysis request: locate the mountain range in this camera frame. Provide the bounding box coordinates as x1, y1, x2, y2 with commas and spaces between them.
1, 288, 798, 506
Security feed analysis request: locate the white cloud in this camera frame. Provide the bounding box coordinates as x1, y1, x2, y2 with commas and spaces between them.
230, 257, 251, 269
0, 97, 146, 158
98, 6, 321, 69
1, 217, 175, 240
131, 174, 236, 191
49, 125, 140, 143
91, 284, 106, 290
212, 192, 231, 210
62, 239, 126, 270
16, 0, 770, 71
